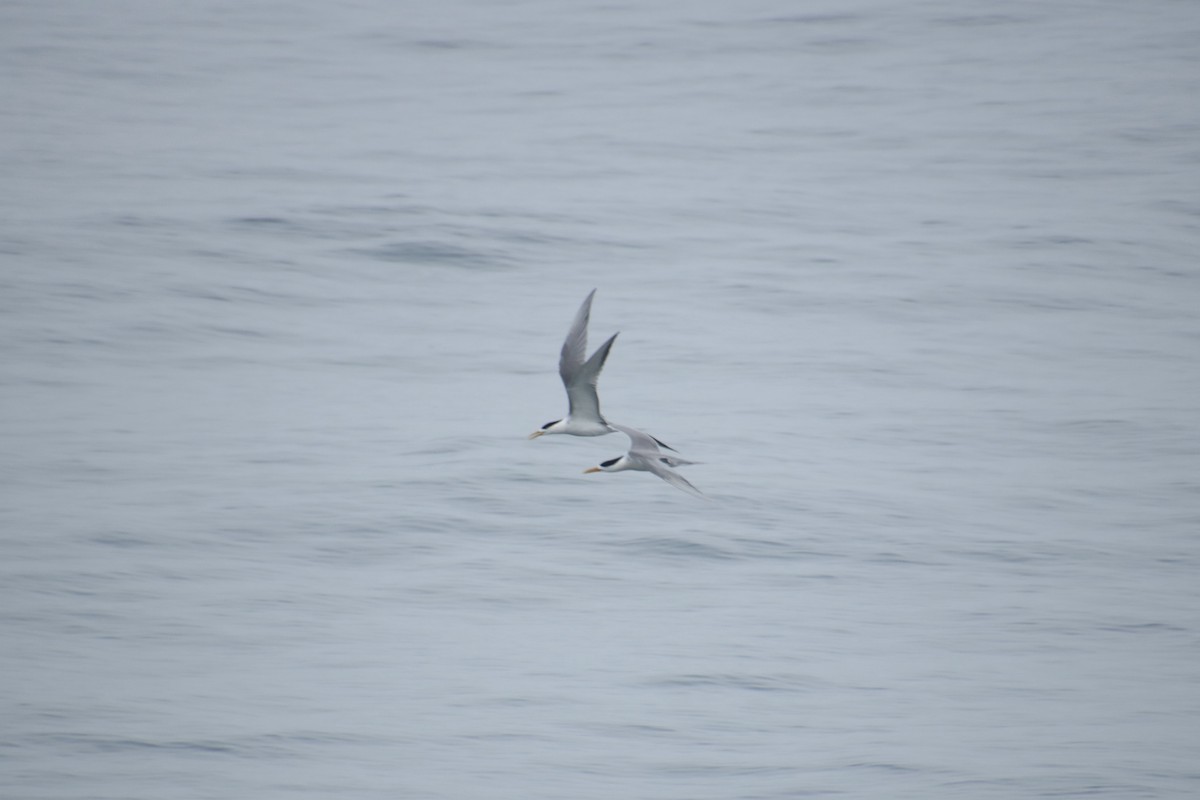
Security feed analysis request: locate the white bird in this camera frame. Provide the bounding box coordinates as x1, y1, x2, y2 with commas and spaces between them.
583, 423, 703, 497
530, 291, 677, 451
529, 289, 617, 439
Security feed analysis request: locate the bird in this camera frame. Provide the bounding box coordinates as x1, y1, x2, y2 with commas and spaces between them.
528, 289, 617, 439
583, 423, 703, 497
529, 290, 676, 451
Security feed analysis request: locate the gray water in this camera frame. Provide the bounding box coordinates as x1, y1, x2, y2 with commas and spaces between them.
3, 1, 1199, 797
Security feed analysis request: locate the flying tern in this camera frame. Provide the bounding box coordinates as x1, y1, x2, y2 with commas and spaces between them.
583, 423, 703, 497
529, 290, 676, 450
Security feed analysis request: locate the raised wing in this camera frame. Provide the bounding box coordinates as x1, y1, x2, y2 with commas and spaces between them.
565, 332, 617, 423
558, 289, 596, 387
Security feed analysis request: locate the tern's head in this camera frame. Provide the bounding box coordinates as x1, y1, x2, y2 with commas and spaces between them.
583, 455, 625, 474
528, 419, 563, 439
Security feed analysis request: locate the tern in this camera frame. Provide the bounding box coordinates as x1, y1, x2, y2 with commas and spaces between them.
583, 423, 703, 497
529, 290, 676, 450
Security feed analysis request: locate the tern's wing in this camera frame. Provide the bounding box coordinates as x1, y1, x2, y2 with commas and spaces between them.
642, 452, 698, 469
611, 423, 663, 453
646, 459, 705, 497
565, 332, 617, 423
611, 423, 679, 454
649, 433, 679, 453
558, 289, 596, 387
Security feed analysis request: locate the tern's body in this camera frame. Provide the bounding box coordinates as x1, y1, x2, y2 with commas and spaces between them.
584, 423, 703, 497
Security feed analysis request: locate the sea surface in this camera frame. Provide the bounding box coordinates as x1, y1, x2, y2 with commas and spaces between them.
2, 1, 1199, 798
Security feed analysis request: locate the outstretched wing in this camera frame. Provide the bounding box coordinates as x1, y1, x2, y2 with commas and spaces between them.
612, 422, 680, 455
611, 422, 662, 453
649, 433, 678, 453
647, 460, 705, 498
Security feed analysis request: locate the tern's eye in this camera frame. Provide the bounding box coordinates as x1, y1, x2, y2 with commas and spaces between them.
600, 457, 620, 468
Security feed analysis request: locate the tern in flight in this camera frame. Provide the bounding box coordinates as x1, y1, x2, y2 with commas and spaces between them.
583, 423, 703, 497
529, 290, 675, 450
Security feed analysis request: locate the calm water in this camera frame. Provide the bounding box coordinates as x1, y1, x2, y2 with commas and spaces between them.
3, 1, 1199, 797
